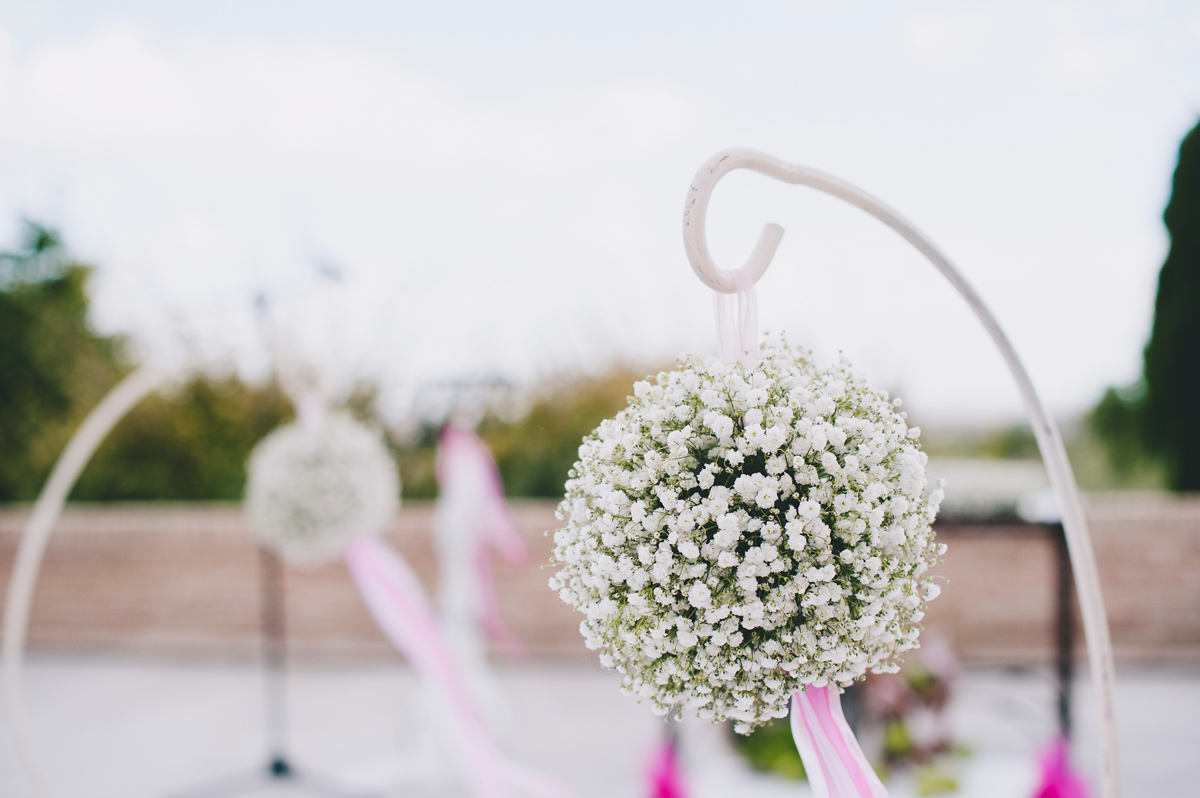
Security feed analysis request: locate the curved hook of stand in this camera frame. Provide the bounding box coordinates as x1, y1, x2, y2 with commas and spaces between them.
683, 147, 1121, 798
2, 366, 166, 798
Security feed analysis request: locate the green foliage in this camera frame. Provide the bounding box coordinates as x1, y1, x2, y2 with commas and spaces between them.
392, 367, 659, 499
479, 368, 652, 498
396, 441, 439, 500
1090, 385, 1144, 474
729, 717, 807, 780
1141, 119, 1200, 490
72, 376, 292, 501
919, 424, 1039, 461
914, 762, 959, 796
0, 220, 296, 503
1085, 384, 1169, 489
883, 717, 915, 760
0, 221, 68, 288
0, 223, 127, 501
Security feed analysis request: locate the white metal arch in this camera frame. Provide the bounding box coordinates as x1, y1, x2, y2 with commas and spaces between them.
683, 147, 1120, 798
2, 366, 166, 797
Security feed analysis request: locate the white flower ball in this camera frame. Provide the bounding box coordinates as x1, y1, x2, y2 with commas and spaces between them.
550, 335, 945, 732
245, 411, 400, 566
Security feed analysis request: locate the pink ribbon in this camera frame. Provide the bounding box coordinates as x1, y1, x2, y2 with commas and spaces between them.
345, 535, 570, 798
1031, 737, 1090, 798
791, 686, 888, 798
646, 736, 687, 798
436, 424, 529, 656
713, 267, 759, 369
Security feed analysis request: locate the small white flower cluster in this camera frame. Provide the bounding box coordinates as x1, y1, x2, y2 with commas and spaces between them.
245, 411, 400, 566
550, 335, 945, 732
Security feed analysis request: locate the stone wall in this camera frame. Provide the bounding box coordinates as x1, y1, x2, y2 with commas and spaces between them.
1, 495, 1197, 665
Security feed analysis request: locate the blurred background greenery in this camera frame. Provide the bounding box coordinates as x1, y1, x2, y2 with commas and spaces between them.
1, 119, 1196, 503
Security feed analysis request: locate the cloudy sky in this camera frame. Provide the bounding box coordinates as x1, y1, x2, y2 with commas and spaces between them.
1, 1, 1198, 425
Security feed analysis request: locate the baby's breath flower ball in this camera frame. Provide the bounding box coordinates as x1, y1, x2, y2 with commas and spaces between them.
246, 411, 399, 566
550, 335, 945, 732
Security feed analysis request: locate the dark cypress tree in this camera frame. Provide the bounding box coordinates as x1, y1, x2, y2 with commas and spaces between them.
1142, 120, 1200, 490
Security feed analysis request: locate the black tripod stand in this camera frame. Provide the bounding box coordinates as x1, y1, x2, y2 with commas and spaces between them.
164, 549, 380, 798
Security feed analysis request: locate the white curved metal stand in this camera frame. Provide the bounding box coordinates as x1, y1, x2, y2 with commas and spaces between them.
3, 365, 166, 798
683, 148, 1120, 798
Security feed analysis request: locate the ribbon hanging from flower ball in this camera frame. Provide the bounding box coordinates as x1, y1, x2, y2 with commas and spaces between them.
791, 686, 887, 798
713, 267, 759, 369
345, 535, 569, 798
435, 424, 529, 657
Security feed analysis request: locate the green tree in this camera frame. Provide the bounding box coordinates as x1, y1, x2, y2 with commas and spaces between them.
0, 222, 127, 500
1142, 119, 1200, 490
480, 368, 650, 498
394, 367, 653, 500
0, 220, 295, 502
72, 376, 293, 501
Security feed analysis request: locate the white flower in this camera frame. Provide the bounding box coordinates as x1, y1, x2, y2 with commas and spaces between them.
704, 411, 735, 440
761, 426, 786, 453
688, 581, 713, 609
755, 485, 779, 509
797, 500, 821, 520
731, 474, 758, 501
551, 334, 943, 731
246, 411, 399, 566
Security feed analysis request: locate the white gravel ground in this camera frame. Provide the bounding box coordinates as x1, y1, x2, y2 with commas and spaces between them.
1, 657, 1197, 798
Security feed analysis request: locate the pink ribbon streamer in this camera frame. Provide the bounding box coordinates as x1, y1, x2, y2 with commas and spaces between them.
436, 424, 529, 656
713, 267, 759, 369
646, 736, 687, 798
1031, 737, 1091, 798
345, 535, 569, 798
791, 686, 888, 798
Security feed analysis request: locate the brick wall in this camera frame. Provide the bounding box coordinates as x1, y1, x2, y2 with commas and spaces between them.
1, 496, 1197, 665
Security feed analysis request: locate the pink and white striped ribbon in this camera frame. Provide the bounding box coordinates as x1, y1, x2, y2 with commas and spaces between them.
436, 424, 529, 656
791, 685, 888, 798
713, 267, 759, 369
345, 535, 569, 798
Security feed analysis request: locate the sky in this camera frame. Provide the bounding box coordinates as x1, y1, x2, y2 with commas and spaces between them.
0, 1, 1198, 426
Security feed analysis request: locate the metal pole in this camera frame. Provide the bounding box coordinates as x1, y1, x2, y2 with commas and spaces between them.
163, 549, 377, 797
258, 547, 292, 777
1053, 523, 1075, 738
